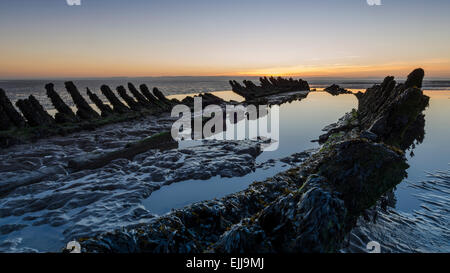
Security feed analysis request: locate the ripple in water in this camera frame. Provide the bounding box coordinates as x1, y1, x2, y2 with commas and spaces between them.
343, 166, 450, 253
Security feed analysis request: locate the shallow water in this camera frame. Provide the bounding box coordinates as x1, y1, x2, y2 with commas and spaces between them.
0, 88, 449, 252
144, 92, 356, 215
145, 90, 450, 252
395, 91, 450, 213
335, 91, 450, 253
148, 90, 450, 216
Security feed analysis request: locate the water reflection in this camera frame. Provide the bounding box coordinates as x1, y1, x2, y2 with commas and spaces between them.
145, 91, 357, 214
151, 90, 450, 218
396, 91, 450, 212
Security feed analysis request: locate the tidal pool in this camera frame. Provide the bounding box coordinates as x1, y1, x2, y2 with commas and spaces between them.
144, 91, 357, 214
145, 90, 450, 253
1, 89, 448, 252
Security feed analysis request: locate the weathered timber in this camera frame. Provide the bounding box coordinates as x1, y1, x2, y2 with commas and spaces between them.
152, 87, 173, 105
68, 132, 177, 171
0, 88, 26, 128
86, 88, 114, 117
0, 103, 14, 130
65, 81, 100, 120
29, 95, 56, 125
200, 93, 224, 105
405, 68, 425, 89
16, 95, 55, 127
180, 96, 194, 106
230, 76, 310, 100
127, 83, 152, 108
0, 166, 66, 197
45, 83, 79, 123
324, 84, 352, 96
139, 84, 168, 109
180, 93, 225, 108
355, 68, 430, 149
100, 85, 130, 114
116, 86, 142, 111
15, 99, 37, 126
2, 77, 308, 149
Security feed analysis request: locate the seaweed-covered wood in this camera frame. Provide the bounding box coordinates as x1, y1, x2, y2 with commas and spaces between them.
127, 83, 152, 108
116, 86, 142, 111
65, 81, 100, 120
16, 95, 55, 127
45, 83, 79, 123
0, 103, 14, 130
230, 76, 310, 100
139, 84, 167, 109
86, 88, 114, 117
68, 132, 177, 171
324, 84, 352, 96
355, 69, 429, 149
100, 85, 130, 114
0, 88, 26, 128
152, 87, 172, 106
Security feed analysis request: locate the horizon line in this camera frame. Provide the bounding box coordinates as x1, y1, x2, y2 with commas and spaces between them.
2, 75, 450, 81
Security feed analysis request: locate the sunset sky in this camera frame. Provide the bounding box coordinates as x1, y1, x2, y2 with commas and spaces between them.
1, 0, 450, 79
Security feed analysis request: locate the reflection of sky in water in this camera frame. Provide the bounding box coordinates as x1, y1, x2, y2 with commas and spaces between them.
395, 91, 450, 212
145, 92, 357, 215
143, 162, 288, 216
257, 92, 356, 163
145, 90, 450, 216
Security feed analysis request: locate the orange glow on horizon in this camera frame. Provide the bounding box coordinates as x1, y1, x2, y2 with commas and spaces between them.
236, 60, 450, 78
1, 57, 450, 79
